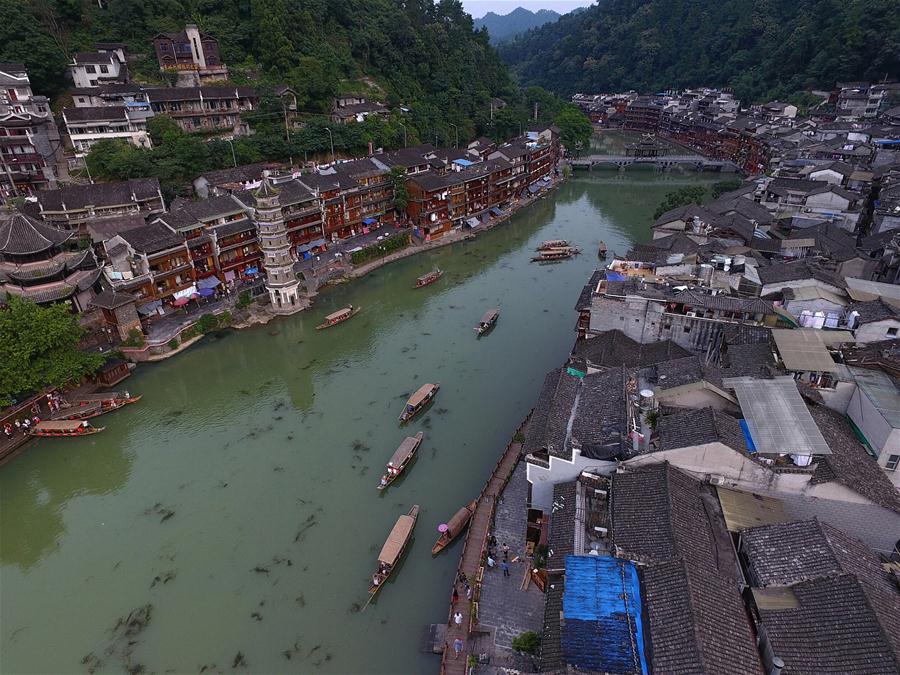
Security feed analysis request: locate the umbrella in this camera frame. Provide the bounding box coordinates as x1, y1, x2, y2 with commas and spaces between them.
438, 523, 449, 533
172, 297, 190, 307
198, 288, 215, 297
191, 293, 200, 300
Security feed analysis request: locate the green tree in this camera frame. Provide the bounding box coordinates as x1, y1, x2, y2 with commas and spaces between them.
653, 186, 709, 220
554, 105, 592, 153
711, 179, 743, 199
390, 166, 409, 213
0, 296, 105, 406
511, 631, 541, 655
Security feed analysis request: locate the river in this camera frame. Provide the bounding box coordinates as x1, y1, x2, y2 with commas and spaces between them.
0, 167, 721, 674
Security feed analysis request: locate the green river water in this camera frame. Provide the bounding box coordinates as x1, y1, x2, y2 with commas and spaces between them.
0, 167, 721, 674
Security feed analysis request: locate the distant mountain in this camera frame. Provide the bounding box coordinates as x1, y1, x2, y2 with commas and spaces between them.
500, 0, 900, 103
474, 7, 561, 44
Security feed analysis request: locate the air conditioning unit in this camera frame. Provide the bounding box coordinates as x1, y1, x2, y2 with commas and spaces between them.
686, 311, 697, 317
708, 475, 726, 486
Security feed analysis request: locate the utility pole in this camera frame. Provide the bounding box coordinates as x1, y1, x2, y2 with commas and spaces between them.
534, 102, 538, 122
325, 127, 335, 164
449, 123, 458, 149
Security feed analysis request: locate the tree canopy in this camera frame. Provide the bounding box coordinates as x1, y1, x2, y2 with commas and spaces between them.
0, 296, 105, 407
500, 0, 900, 103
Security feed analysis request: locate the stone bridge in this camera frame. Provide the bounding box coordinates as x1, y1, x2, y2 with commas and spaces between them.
571, 153, 739, 172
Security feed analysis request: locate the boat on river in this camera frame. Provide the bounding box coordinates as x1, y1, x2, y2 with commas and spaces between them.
29, 420, 104, 437
536, 239, 569, 251
51, 391, 142, 420
47, 400, 104, 421
531, 246, 581, 262
369, 504, 419, 596
316, 305, 361, 330
598, 240, 608, 258
378, 432, 424, 490
475, 308, 500, 336
414, 268, 443, 288
399, 382, 439, 423
431, 499, 477, 555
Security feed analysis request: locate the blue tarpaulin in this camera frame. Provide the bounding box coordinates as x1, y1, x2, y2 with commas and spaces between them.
528, 184, 541, 194
606, 272, 626, 281
490, 207, 503, 217
196, 276, 221, 290
244, 267, 258, 276
739, 420, 758, 453
298, 238, 327, 254
197, 287, 215, 297
563, 555, 649, 675
363, 217, 377, 225
466, 217, 479, 228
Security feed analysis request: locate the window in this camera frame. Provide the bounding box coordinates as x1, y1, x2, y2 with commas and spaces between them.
887, 455, 900, 472
85, 65, 96, 74
888, 327, 898, 337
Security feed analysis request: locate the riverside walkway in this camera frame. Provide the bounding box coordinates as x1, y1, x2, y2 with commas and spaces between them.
440, 414, 531, 675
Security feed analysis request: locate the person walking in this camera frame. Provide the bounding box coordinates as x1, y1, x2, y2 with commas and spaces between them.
453, 611, 463, 627
501, 542, 510, 557
453, 638, 463, 660
451, 587, 459, 606
501, 560, 510, 577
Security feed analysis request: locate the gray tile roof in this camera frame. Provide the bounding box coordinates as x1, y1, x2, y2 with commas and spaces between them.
0, 210, 73, 256
573, 269, 604, 311
658, 407, 747, 452
611, 464, 762, 674
546, 481, 577, 566
63, 106, 126, 123
572, 330, 691, 369
849, 300, 900, 324
36, 178, 162, 212
120, 223, 184, 254
808, 403, 900, 513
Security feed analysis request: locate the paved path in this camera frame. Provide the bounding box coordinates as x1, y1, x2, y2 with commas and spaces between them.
441, 415, 530, 675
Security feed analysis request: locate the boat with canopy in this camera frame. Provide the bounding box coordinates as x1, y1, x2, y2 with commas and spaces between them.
378, 432, 424, 490
399, 382, 439, 423
414, 269, 443, 288
431, 500, 477, 555
475, 308, 500, 336
29, 420, 105, 437
368, 505, 419, 596
315, 305, 361, 330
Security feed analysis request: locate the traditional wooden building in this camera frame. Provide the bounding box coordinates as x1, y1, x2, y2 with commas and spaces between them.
0, 208, 100, 310
29, 178, 165, 231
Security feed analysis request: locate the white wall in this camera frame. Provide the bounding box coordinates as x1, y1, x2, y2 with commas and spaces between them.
525, 450, 616, 510
855, 319, 900, 344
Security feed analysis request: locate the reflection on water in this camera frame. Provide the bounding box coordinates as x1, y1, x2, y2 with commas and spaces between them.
0, 169, 722, 673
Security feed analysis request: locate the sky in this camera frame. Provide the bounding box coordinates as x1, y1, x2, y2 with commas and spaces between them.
461, 1, 595, 19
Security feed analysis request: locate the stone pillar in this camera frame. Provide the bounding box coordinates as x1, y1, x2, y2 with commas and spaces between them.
254, 179, 304, 315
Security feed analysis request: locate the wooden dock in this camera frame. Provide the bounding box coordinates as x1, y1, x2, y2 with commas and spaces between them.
440, 413, 531, 674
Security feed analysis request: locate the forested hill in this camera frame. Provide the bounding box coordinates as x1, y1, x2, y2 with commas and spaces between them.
473, 7, 560, 44
0, 0, 515, 126
500, 0, 900, 102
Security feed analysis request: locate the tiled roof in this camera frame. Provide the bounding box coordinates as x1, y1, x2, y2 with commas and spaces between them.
0, 210, 73, 256
849, 300, 900, 324
611, 464, 762, 674
571, 330, 691, 369
119, 223, 184, 254
63, 106, 127, 123
654, 356, 724, 391
808, 403, 900, 513
721, 342, 777, 378
658, 407, 747, 452
35, 178, 161, 212
538, 571, 566, 671
90, 289, 136, 310
654, 203, 720, 227
573, 269, 604, 311
546, 481, 577, 566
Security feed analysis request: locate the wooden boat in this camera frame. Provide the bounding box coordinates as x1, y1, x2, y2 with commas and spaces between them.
29, 420, 104, 437
399, 383, 439, 423
71, 391, 142, 410
369, 504, 419, 595
47, 400, 104, 421
315, 305, 361, 330
537, 239, 569, 251
431, 499, 477, 555
598, 240, 608, 257
475, 308, 501, 336
378, 432, 424, 490
414, 268, 443, 288
531, 246, 581, 262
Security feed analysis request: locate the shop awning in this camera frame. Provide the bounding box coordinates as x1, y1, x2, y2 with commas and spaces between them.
466, 217, 480, 228
196, 276, 221, 290
137, 299, 162, 315
528, 184, 541, 194
363, 217, 377, 225
197, 287, 215, 297
298, 239, 326, 253
173, 285, 197, 300
490, 207, 503, 217
244, 267, 259, 276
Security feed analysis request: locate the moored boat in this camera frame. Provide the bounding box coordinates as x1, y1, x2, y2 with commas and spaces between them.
399, 382, 440, 423
369, 504, 419, 595
315, 305, 361, 330
475, 308, 501, 336
598, 240, 608, 257
414, 268, 443, 288
47, 400, 104, 421
531, 246, 581, 262
431, 499, 477, 555
29, 420, 105, 437
537, 239, 569, 251
378, 432, 424, 490
71, 391, 142, 410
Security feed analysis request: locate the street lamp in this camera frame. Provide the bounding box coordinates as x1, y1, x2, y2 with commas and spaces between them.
449, 123, 458, 149
325, 127, 335, 165
398, 122, 407, 148
224, 137, 237, 167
